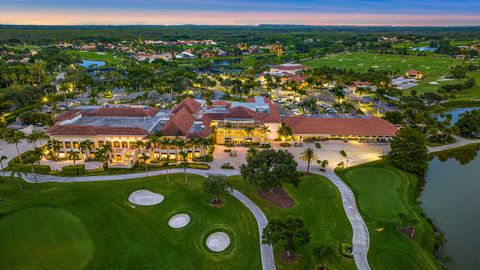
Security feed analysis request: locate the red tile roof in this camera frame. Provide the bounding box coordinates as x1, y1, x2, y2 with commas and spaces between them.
55, 110, 81, 122
83, 107, 159, 117
353, 81, 370, 86
406, 70, 421, 75
283, 116, 398, 137
229, 106, 257, 118
273, 64, 308, 71
47, 125, 149, 136
161, 107, 195, 137
172, 97, 201, 115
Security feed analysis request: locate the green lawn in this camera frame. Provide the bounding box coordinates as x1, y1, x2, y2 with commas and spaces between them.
230, 174, 356, 270
303, 52, 463, 94
0, 174, 261, 270
65, 50, 124, 65
336, 162, 442, 270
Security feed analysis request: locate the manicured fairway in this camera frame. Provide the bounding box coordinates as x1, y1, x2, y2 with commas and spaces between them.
303, 52, 463, 93
336, 162, 442, 270
230, 174, 356, 270
65, 50, 123, 65
0, 174, 261, 270
342, 167, 409, 222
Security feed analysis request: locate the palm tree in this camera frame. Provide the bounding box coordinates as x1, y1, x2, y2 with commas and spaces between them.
26, 130, 48, 148
317, 159, 329, 171
0, 155, 7, 170
356, 87, 368, 105
224, 122, 233, 144
163, 160, 171, 184
6, 131, 25, 164
277, 124, 292, 143
149, 135, 161, 161
67, 150, 79, 165
260, 125, 271, 144
139, 153, 149, 177
78, 140, 92, 160
243, 126, 255, 144
300, 148, 317, 173
175, 139, 186, 161
46, 139, 61, 159
178, 150, 188, 184
376, 88, 387, 115
10, 171, 25, 192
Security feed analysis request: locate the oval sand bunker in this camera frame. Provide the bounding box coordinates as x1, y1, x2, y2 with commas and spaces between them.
206, 232, 230, 252
128, 190, 164, 206
168, 214, 191, 229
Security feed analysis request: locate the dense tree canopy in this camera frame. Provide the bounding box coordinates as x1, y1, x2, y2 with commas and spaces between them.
240, 149, 299, 191
389, 127, 429, 176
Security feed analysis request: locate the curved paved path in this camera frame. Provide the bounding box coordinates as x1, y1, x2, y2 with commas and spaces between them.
428, 135, 480, 153
321, 170, 371, 270
0, 169, 276, 270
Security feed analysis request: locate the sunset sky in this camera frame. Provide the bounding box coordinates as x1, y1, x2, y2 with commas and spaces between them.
0, 0, 479, 26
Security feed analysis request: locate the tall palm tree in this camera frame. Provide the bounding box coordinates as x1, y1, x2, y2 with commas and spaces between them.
139, 153, 149, 177
78, 140, 92, 160
47, 139, 61, 159
9, 171, 25, 192
178, 150, 188, 184
260, 125, 271, 143
175, 139, 186, 161
0, 155, 7, 170
67, 150, 79, 166
300, 148, 317, 173
26, 130, 48, 148
6, 131, 25, 164
149, 135, 161, 161
224, 122, 233, 144
243, 126, 255, 144
277, 124, 292, 143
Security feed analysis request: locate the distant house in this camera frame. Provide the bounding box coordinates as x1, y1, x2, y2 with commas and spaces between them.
175, 51, 197, 60
201, 52, 215, 59
217, 49, 228, 57
270, 63, 309, 75
349, 81, 373, 92
405, 70, 423, 79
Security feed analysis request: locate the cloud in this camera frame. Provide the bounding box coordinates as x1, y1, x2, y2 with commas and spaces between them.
1, 8, 479, 26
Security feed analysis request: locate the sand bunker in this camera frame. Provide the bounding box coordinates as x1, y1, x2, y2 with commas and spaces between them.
206, 232, 231, 252
168, 214, 191, 229
128, 190, 164, 206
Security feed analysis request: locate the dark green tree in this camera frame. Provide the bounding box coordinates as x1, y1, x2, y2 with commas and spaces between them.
203, 174, 232, 204
389, 127, 428, 176
262, 217, 311, 258
241, 149, 299, 192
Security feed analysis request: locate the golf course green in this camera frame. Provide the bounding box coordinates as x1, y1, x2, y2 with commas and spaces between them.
0, 174, 261, 270
230, 174, 356, 270
336, 162, 442, 270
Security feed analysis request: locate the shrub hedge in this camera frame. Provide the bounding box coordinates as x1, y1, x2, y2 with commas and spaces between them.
62, 165, 85, 175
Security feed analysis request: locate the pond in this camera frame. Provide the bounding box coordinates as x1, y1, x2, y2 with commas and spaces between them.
79, 60, 106, 68
420, 144, 480, 270
436, 107, 480, 125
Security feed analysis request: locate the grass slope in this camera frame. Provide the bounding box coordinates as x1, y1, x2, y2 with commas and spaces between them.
336, 161, 442, 270
0, 174, 261, 270
303, 52, 463, 94
230, 174, 355, 270
65, 50, 123, 65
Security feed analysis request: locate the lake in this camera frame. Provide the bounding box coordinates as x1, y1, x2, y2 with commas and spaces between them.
420, 144, 480, 270
79, 60, 106, 68
437, 107, 480, 125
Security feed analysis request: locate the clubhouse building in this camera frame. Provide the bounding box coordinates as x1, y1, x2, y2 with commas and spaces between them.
48, 97, 397, 166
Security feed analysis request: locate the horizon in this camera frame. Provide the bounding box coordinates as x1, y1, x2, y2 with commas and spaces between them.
0, 0, 479, 26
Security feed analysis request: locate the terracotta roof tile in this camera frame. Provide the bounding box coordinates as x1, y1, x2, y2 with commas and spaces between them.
55, 110, 81, 122
161, 107, 195, 137
172, 97, 201, 115
283, 116, 398, 137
